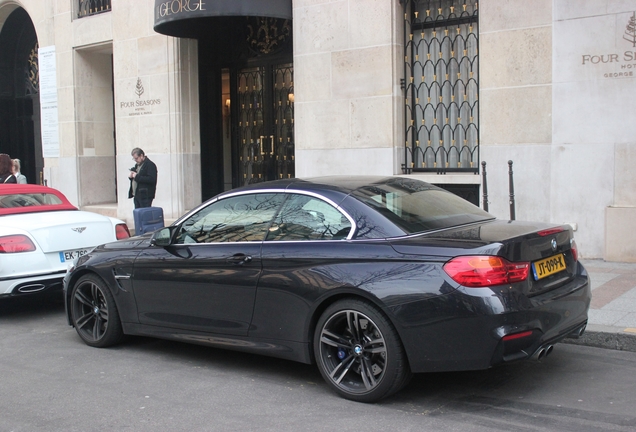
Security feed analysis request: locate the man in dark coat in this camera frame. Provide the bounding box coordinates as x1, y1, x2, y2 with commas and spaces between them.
128, 148, 157, 208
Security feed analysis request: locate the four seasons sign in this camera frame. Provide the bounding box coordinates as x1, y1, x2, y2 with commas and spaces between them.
581, 11, 636, 78
119, 78, 162, 116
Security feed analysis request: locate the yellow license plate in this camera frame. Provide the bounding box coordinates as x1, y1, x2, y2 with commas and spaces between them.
532, 254, 566, 280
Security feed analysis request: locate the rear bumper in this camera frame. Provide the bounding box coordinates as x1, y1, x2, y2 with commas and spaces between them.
0, 271, 66, 297
393, 262, 591, 373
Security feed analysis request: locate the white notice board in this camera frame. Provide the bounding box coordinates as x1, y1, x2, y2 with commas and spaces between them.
38, 46, 59, 158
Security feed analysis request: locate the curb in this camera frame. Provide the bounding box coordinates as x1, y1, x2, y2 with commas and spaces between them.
561, 325, 636, 353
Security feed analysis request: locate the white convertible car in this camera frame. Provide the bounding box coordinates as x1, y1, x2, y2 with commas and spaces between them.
0, 184, 130, 297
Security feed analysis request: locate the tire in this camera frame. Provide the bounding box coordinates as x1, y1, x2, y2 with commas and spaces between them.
70, 274, 124, 348
314, 299, 412, 402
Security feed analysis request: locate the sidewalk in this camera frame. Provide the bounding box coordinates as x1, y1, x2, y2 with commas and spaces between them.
563, 259, 636, 352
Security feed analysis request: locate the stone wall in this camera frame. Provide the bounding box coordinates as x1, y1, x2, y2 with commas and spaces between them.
293, 0, 403, 177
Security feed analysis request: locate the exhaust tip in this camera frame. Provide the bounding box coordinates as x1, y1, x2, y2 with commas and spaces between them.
545, 345, 554, 357
531, 344, 554, 361
578, 325, 586, 337
537, 348, 546, 360
567, 324, 587, 339
532, 347, 546, 361
17, 284, 46, 293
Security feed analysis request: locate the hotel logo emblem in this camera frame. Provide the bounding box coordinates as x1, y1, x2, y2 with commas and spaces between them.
624, 12, 636, 47
135, 78, 145, 98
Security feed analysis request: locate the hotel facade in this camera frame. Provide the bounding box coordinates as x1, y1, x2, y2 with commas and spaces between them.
1, 0, 635, 261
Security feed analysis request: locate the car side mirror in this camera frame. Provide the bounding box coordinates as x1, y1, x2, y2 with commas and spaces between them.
151, 227, 174, 247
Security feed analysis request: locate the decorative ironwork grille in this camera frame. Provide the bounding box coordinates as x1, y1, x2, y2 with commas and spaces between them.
238, 67, 266, 185
246, 18, 292, 56
25, 41, 38, 95
77, 0, 111, 18
237, 64, 294, 186
273, 63, 294, 180
403, 0, 479, 174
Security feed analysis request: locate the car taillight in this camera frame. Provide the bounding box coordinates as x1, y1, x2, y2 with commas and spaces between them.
570, 239, 578, 262
502, 330, 534, 341
0, 235, 36, 253
116, 223, 131, 240
443, 256, 529, 288
537, 227, 564, 236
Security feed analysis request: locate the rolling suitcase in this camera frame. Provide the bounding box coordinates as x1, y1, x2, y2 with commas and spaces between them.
133, 206, 164, 235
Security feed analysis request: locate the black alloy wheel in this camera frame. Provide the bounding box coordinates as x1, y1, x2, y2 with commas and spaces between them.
314, 299, 412, 402
70, 274, 123, 348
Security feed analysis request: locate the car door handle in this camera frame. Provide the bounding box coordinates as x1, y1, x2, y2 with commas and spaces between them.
227, 254, 252, 265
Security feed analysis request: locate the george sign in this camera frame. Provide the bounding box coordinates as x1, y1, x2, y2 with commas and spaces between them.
153, 0, 292, 38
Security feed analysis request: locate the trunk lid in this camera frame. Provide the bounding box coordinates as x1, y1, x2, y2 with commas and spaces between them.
1, 211, 117, 253
389, 220, 578, 296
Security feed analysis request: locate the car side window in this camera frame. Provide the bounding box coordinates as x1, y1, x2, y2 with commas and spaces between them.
265, 194, 351, 241
176, 193, 285, 244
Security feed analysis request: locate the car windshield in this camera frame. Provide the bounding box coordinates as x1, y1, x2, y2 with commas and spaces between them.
351, 177, 494, 235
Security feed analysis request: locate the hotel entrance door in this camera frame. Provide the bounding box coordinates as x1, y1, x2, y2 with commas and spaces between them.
234, 62, 294, 186
197, 17, 294, 200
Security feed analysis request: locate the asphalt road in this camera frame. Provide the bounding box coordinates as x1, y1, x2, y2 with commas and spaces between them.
1, 293, 636, 432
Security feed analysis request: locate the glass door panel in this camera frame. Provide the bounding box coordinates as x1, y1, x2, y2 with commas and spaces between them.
236, 63, 294, 186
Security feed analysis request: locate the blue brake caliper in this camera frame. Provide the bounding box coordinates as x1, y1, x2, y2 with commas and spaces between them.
337, 348, 347, 360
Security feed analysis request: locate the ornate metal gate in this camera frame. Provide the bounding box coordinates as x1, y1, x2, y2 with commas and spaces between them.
403, 0, 479, 174
236, 63, 294, 185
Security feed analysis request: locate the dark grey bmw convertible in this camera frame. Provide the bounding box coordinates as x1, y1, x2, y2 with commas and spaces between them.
63, 176, 590, 402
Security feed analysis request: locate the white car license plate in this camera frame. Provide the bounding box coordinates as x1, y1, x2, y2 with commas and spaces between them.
59, 249, 89, 262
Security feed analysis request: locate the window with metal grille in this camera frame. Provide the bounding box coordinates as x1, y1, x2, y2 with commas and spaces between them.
77, 0, 111, 18
402, 0, 478, 174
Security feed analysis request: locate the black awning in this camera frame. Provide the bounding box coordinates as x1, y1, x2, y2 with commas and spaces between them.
154, 0, 292, 38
